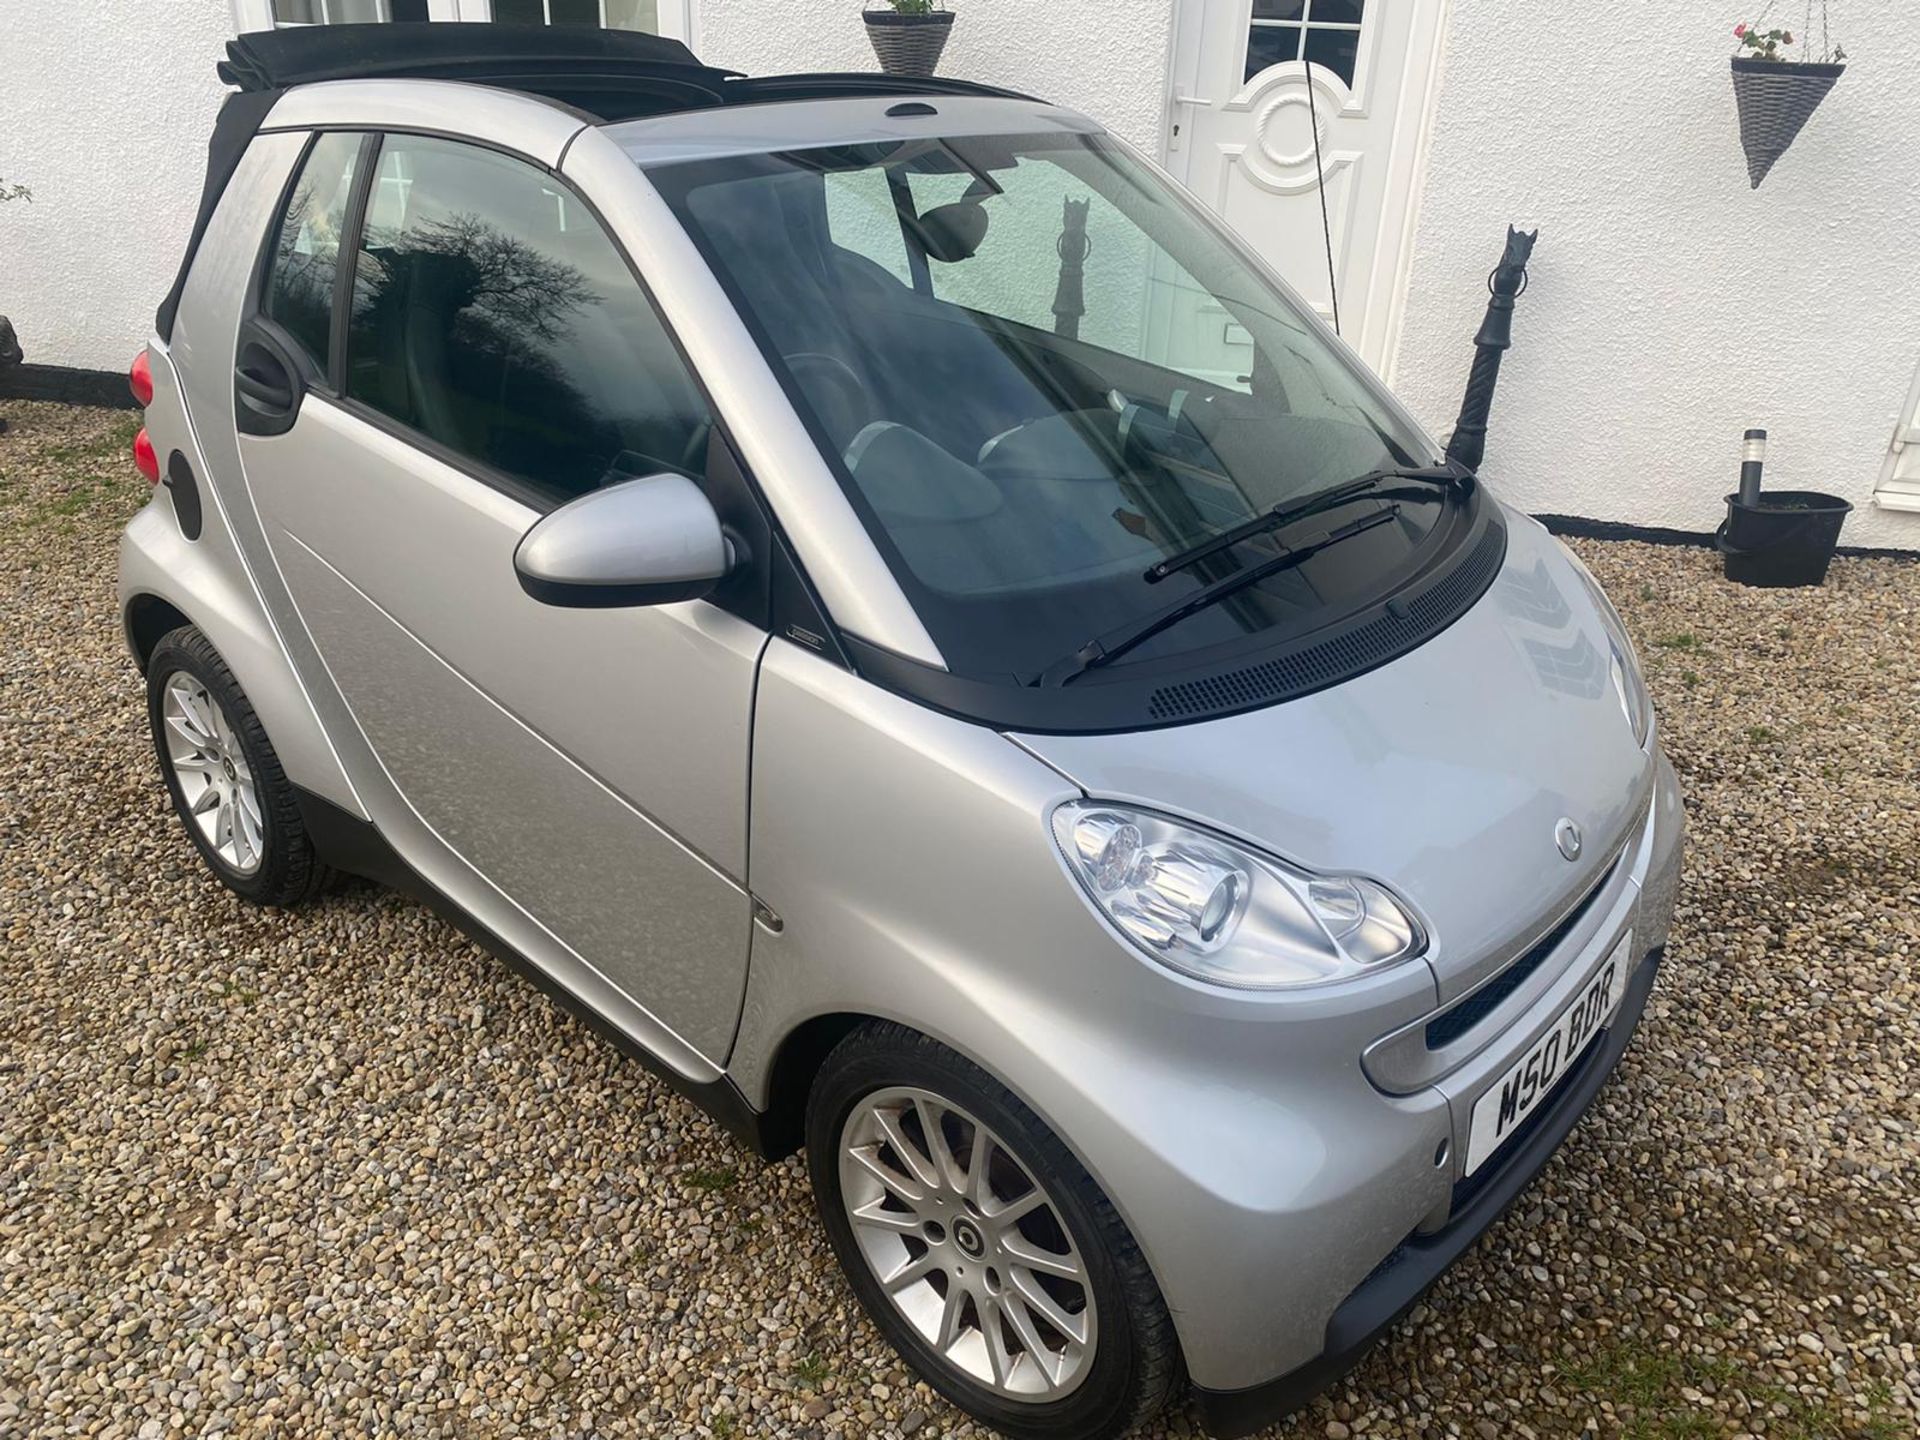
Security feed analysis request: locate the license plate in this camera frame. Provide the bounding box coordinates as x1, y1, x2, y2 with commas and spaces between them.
1463, 930, 1632, 1176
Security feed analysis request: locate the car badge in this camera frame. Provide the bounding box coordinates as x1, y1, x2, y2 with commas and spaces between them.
1555, 818, 1583, 862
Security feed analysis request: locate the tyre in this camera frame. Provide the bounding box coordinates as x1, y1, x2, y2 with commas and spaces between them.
145, 626, 331, 907
807, 1022, 1179, 1440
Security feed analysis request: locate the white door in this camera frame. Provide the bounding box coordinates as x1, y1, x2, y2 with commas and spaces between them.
1165, 0, 1448, 379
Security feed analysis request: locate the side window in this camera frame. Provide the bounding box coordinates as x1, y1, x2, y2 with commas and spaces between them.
823, 169, 914, 288
261, 132, 363, 374
344, 134, 711, 506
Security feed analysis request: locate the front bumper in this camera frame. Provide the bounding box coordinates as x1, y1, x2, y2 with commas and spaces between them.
1185, 747, 1683, 1434
1194, 943, 1666, 1437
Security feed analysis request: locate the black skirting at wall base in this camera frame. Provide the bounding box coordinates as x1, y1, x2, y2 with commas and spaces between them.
1535, 513, 1717, 548
0, 363, 138, 409
1537, 511, 1915, 560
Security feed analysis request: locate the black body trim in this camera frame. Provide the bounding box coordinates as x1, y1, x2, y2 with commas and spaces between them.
163, 450, 204, 541
291, 786, 777, 1157
513, 570, 718, 609
1193, 947, 1665, 1440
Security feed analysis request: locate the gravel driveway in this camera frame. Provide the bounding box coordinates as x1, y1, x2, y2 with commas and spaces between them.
3, 401, 1916, 1440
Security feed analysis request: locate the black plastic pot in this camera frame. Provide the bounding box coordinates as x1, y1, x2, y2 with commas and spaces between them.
863, 10, 954, 78
1717, 490, 1852, 588
1731, 56, 1844, 188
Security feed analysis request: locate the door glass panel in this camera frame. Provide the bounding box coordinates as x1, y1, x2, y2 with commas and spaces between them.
1244, 24, 1300, 80
1312, 0, 1364, 23
330, 0, 390, 21
493, 0, 543, 21
549, 0, 600, 24
1245, 0, 1366, 86
1303, 27, 1363, 85
261, 132, 363, 373
271, 0, 323, 21
345, 135, 711, 506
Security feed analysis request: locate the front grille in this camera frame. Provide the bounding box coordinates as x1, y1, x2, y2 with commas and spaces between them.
1425, 853, 1618, 1050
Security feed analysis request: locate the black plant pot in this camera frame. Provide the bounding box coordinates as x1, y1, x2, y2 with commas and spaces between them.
1717, 490, 1852, 588
1731, 56, 1845, 188
863, 10, 955, 79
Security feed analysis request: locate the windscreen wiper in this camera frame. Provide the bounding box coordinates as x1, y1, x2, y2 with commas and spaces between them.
1037, 505, 1401, 687
1143, 460, 1471, 585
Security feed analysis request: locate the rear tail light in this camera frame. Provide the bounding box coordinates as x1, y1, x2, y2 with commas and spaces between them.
133, 428, 160, 485
129, 350, 154, 408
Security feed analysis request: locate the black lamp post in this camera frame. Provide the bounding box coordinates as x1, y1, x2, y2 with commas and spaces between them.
1444, 226, 1537, 475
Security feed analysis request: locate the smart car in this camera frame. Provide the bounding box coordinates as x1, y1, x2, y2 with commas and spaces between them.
119, 24, 1684, 1439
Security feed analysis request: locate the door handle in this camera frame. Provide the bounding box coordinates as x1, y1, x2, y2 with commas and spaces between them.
234, 366, 294, 411
233, 333, 306, 437
1174, 94, 1215, 106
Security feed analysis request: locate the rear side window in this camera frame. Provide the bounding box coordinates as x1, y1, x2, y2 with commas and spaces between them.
261, 132, 363, 373
344, 134, 710, 507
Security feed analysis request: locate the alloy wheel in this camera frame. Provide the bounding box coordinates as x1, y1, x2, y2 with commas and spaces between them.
838, 1086, 1097, 1400
160, 670, 264, 876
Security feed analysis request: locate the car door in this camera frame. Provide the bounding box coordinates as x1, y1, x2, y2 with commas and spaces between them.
233, 129, 765, 1062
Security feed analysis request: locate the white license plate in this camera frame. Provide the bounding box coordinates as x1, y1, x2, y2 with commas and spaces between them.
1464, 930, 1632, 1176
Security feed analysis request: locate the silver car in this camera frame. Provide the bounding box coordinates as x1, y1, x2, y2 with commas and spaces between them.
119, 25, 1683, 1440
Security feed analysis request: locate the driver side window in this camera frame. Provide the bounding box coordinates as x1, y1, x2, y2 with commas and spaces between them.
344, 134, 710, 507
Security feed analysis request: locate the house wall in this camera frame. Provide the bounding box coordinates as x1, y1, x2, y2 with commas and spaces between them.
6, 1, 1914, 548
1388, 5, 1920, 549
0, 0, 236, 379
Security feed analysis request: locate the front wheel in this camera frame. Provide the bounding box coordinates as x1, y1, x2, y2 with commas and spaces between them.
807, 1023, 1179, 1440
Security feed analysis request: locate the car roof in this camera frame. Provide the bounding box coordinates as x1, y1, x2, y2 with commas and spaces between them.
602, 95, 1103, 168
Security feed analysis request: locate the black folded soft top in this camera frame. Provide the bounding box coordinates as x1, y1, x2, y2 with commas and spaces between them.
156, 22, 1030, 342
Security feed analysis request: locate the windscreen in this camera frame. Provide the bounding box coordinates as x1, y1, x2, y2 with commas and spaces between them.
651, 131, 1442, 681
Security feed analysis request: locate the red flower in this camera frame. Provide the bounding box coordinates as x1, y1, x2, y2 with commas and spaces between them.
1734, 22, 1747, 36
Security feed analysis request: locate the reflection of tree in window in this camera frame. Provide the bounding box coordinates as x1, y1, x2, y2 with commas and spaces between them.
266, 192, 337, 363
264, 133, 362, 369
351, 209, 618, 496
345, 138, 713, 506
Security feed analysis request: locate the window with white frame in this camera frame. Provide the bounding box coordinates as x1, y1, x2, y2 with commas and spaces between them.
270, 0, 431, 22
237, 0, 683, 35
1244, 0, 1367, 86
490, 0, 660, 29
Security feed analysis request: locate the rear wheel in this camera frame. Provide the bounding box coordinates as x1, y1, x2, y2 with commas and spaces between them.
807, 1022, 1179, 1440
146, 626, 330, 907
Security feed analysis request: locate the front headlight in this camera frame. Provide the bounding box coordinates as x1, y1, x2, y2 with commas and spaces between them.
1559, 541, 1652, 747
1051, 802, 1425, 989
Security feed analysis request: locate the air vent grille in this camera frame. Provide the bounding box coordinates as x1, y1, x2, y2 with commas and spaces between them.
1146, 520, 1507, 722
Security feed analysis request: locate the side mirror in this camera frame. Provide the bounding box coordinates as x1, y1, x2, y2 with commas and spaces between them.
514, 473, 733, 608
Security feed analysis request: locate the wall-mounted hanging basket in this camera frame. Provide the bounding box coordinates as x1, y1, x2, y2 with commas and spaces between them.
1731, 55, 1844, 187
863, 10, 955, 78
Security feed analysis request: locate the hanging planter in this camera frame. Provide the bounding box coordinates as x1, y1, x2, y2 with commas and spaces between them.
1729, 15, 1846, 188
863, 3, 955, 79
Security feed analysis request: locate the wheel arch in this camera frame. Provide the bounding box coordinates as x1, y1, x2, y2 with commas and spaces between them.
750, 1010, 874, 1159
125, 592, 194, 672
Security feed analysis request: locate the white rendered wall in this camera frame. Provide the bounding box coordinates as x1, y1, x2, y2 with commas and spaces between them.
1387, 6, 1920, 548
0, 0, 236, 373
